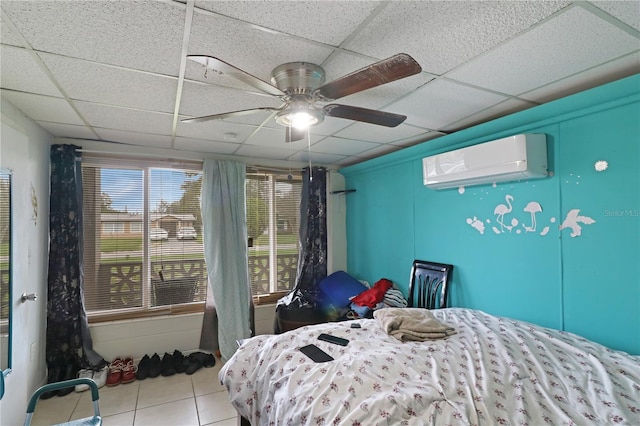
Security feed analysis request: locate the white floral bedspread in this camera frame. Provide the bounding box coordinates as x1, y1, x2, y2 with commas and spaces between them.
219, 308, 640, 425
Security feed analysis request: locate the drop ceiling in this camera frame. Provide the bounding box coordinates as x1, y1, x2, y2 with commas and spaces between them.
1, 1, 638, 167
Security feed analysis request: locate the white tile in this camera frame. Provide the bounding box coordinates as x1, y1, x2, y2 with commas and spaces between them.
388, 79, 507, 130
0, 46, 62, 97
345, 1, 570, 75
30, 392, 81, 426
191, 362, 226, 397
1, 12, 26, 47
243, 126, 323, 150
187, 10, 334, 88
41, 53, 178, 114
520, 52, 640, 103
102, 410, 135, 426
195, 391, 238, 425
442, 98, 537, 132
203, 418, 237, 426
71, 382, 139, 419
233, 144, 297, 161
137, 373, 195, 409
1, 0, 187, 75
134, 397, 199, 426
36, 122, 97, 140
194, 1, 381, 46
176, 120, 257, 143
173, 137, 241, 155
287, 151, 347, 165
74, 101, 173, 135
335, 122, 428, 144
591, 1, 640, 31
447, 6, 640, 96
310, 136, 381, 156
1, 90, 84, 125
94, 128, 173, 149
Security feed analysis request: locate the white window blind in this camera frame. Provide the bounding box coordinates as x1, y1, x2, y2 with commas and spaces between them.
247, 170, 301, 297
82, 158, 207, 319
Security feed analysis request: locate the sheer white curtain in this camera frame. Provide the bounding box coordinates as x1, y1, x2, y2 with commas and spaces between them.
201, 160, 251, 361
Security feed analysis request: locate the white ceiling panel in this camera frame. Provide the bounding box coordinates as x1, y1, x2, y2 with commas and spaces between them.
94, 128, 173, 149
336, 122, 428, 144
345, 1, 570, 75
1, 0, 187, 76
310, 137, 381, 156
591, 1, 640, 31
179, 80, 282, 118
243, 126, 324, 151
176, 119, 257, 143
0, 46, 63, 97
36, 122, 97, 140
0, 12, 25, 47
447, 5, 640, 97
74, 102, 173, 135
1, 90, 84, 125
40, 53, 178, 114
389, 79, 508, 130
442, 98, 537, 132
391, 131, 446, 148
234, 144, 301, 161
188, 10, 335, 83
520, 52, 640, 103
173, 136, 240, 155
194, 1, 383, 46
287, 151, 347, 164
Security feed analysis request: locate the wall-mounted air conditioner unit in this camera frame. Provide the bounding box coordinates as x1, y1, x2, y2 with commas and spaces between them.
423, 134, 548, 190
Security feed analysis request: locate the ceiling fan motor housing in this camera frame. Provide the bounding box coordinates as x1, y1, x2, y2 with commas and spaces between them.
271, 62, 326, 96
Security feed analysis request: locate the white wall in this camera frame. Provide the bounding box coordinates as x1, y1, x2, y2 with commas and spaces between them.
0, 98, 51, 425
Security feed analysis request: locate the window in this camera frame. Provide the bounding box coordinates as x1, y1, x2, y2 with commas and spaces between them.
247, 170, 301, 301
82, 158, 207, 321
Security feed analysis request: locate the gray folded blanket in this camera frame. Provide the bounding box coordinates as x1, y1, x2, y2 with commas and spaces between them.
374, 308, 457, 342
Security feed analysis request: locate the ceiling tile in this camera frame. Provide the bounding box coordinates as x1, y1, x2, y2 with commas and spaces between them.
194, 1, 383, 46
0, 46, 63, 97
442, 98, 537, 132
187, 10, 335, 85
36, 122, 97, 140
176, 119, 257, 142
174, 136, 240, 155
94, 128, 173, 149
1, 90, 84, 125
234, 144, 297, 161
310, 137, 381, 156
287, 150, 347, 165
520, 52, 640, 103
1, 0, 186, 75
344, 1, 570, 75
40, 53, 178, 113
336, 122, 428, 144
391, 131, 446, 148
74, 102, 173, 135
1, 13, 26, 47
388, 79, 507, 130
591, 1, 640, 31
447, 6, 640, 96
242, 126, 323, 150
179, 80, 282, 118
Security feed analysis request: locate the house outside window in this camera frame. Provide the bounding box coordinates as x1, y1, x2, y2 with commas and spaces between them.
81, 157, 301, 320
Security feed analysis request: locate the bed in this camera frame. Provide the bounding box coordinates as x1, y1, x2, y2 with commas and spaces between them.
220, 308, 640, 425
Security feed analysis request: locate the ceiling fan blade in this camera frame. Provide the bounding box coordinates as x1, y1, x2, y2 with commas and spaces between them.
181, 107, 280, 124
314, 53, 422, 101
324, 104, 407, 127
285, 126, 305, 143
188, 55, 286, 97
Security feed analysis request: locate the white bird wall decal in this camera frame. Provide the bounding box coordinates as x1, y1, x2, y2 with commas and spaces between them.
560, 209, 596, 237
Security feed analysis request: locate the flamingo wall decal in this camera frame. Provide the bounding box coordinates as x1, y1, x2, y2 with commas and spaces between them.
523, 201, 543, 232
493, 194, 514, 232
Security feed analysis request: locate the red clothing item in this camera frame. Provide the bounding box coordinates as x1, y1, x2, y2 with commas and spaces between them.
351, 278, 393, 308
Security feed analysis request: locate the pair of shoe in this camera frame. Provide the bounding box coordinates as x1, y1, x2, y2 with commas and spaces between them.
106, 357, 136, 386
183, 351, 216, 375
136, 353, 162, 380
41, 358, 80, 399
74, 366, 108, 392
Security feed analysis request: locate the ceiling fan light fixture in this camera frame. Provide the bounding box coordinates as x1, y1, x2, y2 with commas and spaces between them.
275, 103, 324, 129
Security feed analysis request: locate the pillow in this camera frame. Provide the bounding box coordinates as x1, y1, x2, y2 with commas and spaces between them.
318, 271, 368, 308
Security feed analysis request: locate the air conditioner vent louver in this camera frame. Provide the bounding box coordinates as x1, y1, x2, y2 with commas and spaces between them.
423, 134, 548, 190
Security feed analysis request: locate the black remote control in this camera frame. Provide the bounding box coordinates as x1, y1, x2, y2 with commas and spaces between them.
318, 333, 349, 346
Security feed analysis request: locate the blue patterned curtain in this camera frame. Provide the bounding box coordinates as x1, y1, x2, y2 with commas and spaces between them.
46, 145, 104, 392
277, 166, 327, 310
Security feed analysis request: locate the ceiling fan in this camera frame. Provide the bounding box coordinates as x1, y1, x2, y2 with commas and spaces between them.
182, 53, 422, 142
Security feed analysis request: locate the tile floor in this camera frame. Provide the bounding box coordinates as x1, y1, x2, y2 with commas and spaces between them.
29, 358, 238, 426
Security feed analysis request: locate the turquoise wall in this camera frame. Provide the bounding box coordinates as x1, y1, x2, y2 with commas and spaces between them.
340, 75, 640, 355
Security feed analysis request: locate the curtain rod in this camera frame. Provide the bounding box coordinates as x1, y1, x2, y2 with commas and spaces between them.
77, 149, 307, 173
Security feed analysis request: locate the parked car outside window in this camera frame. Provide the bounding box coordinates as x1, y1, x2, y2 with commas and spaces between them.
150, 228, 169, 241
177, 227, 197, 240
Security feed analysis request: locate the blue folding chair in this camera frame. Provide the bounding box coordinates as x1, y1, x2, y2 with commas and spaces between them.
24, 378, 101, 426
